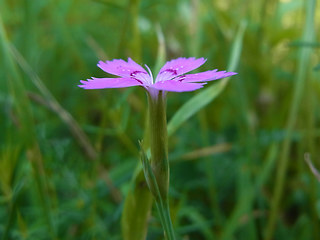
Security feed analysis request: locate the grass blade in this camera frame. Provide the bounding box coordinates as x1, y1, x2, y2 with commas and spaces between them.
264, 0, 317, 239
167, 20, 247, 137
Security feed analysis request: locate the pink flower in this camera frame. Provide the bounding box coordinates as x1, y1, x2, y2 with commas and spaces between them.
79, 57, 237, 95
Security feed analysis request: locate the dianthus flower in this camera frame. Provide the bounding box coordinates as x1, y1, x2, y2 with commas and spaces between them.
79, 57, 236, 96
79, 57, 237, 240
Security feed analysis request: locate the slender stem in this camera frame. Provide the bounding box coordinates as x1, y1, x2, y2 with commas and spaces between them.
141, 142, 176, 240
147, 91, 169, 200
154, 201, 170, 239
163, 198, 176, 240
154, 194, 175, 240
145, 90, 176, 240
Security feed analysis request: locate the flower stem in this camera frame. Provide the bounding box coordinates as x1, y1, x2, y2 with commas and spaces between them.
147, 91, 169, 199
144, 90, 175, 240
140, 141, 175, 240
163, 198, 176, 240
154, 199, 175, 240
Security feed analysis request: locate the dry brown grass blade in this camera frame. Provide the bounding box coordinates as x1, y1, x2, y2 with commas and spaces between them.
304, 153, 320, 182
98, 166, 123, 203
179, 143, 232, 161
27, 92, 98, 160
10, 46, 98, 160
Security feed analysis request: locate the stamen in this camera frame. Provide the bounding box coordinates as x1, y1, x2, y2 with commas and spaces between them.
145, 64, 154, 84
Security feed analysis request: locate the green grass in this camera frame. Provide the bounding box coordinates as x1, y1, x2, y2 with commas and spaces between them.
0, 0, 319, 239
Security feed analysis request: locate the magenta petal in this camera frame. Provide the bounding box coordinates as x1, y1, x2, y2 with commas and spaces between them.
79, 57, 237, 93
97, 58, 151, 84
155, 57, 206, 82
151, 80, 205, 92
78, 77, 143, 89
176, 70, 237, 83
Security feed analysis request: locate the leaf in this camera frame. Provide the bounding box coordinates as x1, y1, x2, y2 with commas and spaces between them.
167, 20, 247, 137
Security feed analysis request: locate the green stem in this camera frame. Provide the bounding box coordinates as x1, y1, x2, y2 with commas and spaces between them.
147, 91, 169, 200
149, 173, 175, 240
140, 142, 175, 240
163, 198, 176, 240
145, 90, 176, 240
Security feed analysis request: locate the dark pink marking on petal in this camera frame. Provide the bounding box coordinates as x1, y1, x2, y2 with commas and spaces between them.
78, 77, 143, 89
97, 58, 152, 84
155, 57, 206, 82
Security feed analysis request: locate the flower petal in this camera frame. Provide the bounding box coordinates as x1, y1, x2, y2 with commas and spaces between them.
97, 58, 152, 84
175, 70, 237, 83
155, 57, 206, 82
78, 77, 143, 89
151, 80, 205, 92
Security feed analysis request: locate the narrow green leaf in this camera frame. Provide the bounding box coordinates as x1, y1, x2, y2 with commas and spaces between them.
265, 0, 317, 239
221, 143, 278, 240
178, 207, 215, 239
167, 20, 247, 137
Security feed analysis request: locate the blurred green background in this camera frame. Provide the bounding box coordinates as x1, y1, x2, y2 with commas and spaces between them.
0, 0, 319, 239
